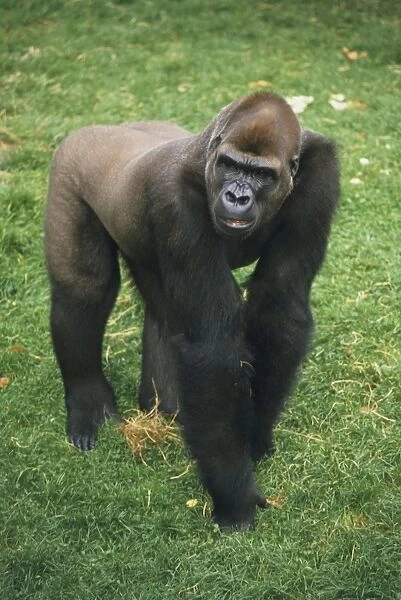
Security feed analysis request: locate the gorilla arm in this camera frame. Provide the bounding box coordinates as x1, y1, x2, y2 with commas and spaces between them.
149, 182, 266, 531
245, 129, 340, 460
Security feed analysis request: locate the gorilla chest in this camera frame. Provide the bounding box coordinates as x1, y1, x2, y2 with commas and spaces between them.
224, 231, 268, 270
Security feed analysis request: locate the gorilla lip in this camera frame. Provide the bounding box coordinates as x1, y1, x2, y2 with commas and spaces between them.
227, 218, 247, 226
224, 218, 251, 229
217, 216, 255, 236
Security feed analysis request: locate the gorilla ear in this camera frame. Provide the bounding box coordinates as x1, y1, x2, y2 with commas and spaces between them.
290, 155, 299, 178
208, 133, 222, 154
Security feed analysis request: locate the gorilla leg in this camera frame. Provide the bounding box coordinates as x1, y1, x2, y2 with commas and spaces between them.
50, 281, 120, 450
138, 308, 179, 415
46, 204, 120, 451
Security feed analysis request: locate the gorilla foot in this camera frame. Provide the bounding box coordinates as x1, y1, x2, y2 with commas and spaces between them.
67, 408, 121, 452
66, 393, 120, 452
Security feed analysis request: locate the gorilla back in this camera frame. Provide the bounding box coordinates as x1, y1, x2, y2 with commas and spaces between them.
45, 92, 339, 531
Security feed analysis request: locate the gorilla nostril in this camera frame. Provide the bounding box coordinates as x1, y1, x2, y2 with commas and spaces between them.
225, 190, 237, 204
224, 191, 251, 206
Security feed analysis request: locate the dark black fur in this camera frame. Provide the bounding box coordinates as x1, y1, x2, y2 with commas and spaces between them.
45, 93, 339, 530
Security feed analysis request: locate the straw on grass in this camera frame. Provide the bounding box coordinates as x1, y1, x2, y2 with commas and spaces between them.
120, 404, 180, 463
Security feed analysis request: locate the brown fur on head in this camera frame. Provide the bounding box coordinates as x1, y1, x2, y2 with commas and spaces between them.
207, 92, 301, 159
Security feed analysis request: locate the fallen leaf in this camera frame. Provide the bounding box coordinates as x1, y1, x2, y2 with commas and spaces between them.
186, 499, 198, 508
329, 98, 347, 111
285, 95, 314, 114
10, 344, 25, 353
331, 93, 346, 102
347, 99, 368, 110
343, 48, 358, 61
248, 80, 271, 89
342, 47, 368, 61
329, 94, 366, 112
0, 377, 10, 389
266, 495, 285, 509
329, 93, 347, 111
177, 82, 192, 93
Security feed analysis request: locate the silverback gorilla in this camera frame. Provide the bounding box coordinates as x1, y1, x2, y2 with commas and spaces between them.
45, 92, 339, 531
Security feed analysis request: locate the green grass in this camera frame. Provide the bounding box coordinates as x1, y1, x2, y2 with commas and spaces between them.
1, 0, 401, 598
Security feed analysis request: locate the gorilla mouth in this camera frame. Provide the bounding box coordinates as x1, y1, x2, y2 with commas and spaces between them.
224, 218, 251, 229
216, 216, 255, 236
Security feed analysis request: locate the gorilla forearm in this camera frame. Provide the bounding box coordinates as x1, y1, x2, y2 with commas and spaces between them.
246, 299, 314, 460
175, 337, 260, 529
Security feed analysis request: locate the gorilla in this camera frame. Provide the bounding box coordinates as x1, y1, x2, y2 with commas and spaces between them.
44, 92, 339, 531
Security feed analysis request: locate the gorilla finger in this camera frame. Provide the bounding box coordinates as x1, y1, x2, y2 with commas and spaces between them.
256, 493, 269, 509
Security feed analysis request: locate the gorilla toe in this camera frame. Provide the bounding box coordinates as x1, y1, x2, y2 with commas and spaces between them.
68, 433, 97, 451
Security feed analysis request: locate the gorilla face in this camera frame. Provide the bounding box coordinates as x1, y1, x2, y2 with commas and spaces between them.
206, 99, 301, 238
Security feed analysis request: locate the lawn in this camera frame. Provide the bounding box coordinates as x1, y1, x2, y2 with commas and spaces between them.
1, 1, 401, 598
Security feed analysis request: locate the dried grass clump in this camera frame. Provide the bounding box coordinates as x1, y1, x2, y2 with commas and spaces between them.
120, 404, 180, 462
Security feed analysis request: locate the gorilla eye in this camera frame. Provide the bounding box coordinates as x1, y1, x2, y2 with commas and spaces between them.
218, 155, 237, 170
254, 167, 277, 180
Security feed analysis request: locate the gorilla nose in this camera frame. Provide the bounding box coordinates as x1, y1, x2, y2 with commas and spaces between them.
223, 190, 252, 213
